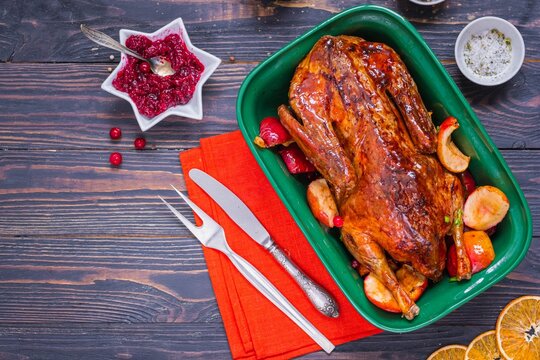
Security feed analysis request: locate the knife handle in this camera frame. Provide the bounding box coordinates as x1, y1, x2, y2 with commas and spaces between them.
220, 245, 335, 354
268, 243, 340, 318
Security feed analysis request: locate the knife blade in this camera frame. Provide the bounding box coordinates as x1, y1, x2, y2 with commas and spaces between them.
189, 168, 272, 248
189, 168, 339, 318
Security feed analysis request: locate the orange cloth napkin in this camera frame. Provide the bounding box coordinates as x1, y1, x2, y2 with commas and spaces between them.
180, 130, 381, 359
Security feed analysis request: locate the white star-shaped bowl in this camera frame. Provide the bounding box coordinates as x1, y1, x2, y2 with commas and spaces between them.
101, 18, 221, 131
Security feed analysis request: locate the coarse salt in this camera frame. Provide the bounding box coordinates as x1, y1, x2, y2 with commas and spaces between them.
463, 29, 512, 78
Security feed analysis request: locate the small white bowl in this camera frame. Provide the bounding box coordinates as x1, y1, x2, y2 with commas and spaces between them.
408, 0, 445, 6
455, 16, 524, 86
102, 18, 221, 131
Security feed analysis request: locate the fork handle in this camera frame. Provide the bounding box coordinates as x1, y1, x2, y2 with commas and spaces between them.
222, 247, 335, 354
268, 243, 339, 318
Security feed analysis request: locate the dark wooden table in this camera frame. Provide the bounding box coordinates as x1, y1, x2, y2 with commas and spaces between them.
0, 1, 538, 359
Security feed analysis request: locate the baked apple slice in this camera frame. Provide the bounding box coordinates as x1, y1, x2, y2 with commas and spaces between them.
364, 274, 400, 313
437, 117, 470, 173
463, 185, 510, 231
447, 231, 495, 277
279, 144, 316, 174
306, 178, 339, 228
396, 264, 428, 301
254, 116, 293, 148
464, 231, 496, 273
364, 264, 428, 313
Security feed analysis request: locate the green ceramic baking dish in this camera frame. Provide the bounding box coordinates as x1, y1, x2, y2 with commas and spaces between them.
236, 5, 532, 332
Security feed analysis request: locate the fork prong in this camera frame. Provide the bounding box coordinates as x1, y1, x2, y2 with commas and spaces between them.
158, 195, 202, 237
170, 184, 216, 227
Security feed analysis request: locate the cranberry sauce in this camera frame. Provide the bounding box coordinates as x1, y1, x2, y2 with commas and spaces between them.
113, 33, 204, 118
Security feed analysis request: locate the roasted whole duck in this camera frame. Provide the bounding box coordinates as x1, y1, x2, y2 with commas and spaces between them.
278, 35, 471, 320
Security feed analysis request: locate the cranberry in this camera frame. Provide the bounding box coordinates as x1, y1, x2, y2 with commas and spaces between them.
351, 259, 360, 270
139, 62, 151, 73
173, 78, 184, 87
134, 137, 146, 150
109, 127, 122, 140
333, 216, 344, 228
109, 152, 123, 166
112, 34, 205, 118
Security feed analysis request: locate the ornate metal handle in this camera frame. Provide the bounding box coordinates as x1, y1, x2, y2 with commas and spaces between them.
221, 245, 335, 354
268, 243, 339, 318
80, 24, 147, 62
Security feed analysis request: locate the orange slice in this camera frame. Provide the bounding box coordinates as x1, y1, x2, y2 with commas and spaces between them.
465, 330, 502, 360
496, 295, 540, 360
427, 344, 467, 360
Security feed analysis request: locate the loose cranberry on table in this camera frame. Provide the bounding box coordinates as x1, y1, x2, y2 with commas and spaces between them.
109, 152, 123, 166
134, 137, 146, 150
109, 127, 122, 140
112, 34, 205, 118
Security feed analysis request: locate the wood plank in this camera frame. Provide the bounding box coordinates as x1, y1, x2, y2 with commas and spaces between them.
0, 252, 535, 355
0, 237, 536, 324
0, 323, 232, 360
0, 269, 219, 324
0, 321, 539, 359
0, 1, 537, 359
0, 62, 246, 150
1, 149, 538, 237
0, 147, 536, 327
0, 62, 538, 150
1, 1, 538, 63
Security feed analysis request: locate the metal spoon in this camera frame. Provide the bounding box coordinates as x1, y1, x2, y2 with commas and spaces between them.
80, 24, 175, 77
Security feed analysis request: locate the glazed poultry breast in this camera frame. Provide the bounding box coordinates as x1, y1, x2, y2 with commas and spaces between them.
278, 35, 471, 320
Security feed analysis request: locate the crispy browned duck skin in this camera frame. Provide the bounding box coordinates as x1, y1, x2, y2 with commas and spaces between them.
279, 35, 469, 320
279, 36, 423, 319
348, 36, 471, 280
341, 35, 437, 154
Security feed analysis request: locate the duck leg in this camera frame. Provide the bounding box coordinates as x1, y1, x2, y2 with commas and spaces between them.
447, 173, 472, 280
342, 224, 419, 320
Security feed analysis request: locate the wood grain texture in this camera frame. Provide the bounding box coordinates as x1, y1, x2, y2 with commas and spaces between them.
0, 238, 537, 325
0, 61, 539, 150
0, 233, 537, 357
1, 0, 538, 63
1, 0, 539, 359
0, 320, 540, 359
1, 150, 539, 237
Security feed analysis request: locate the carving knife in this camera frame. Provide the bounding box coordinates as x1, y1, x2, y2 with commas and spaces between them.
189, 168, 339, 318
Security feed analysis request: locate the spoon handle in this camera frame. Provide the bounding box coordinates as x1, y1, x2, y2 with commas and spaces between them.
80, 24, 147, 62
